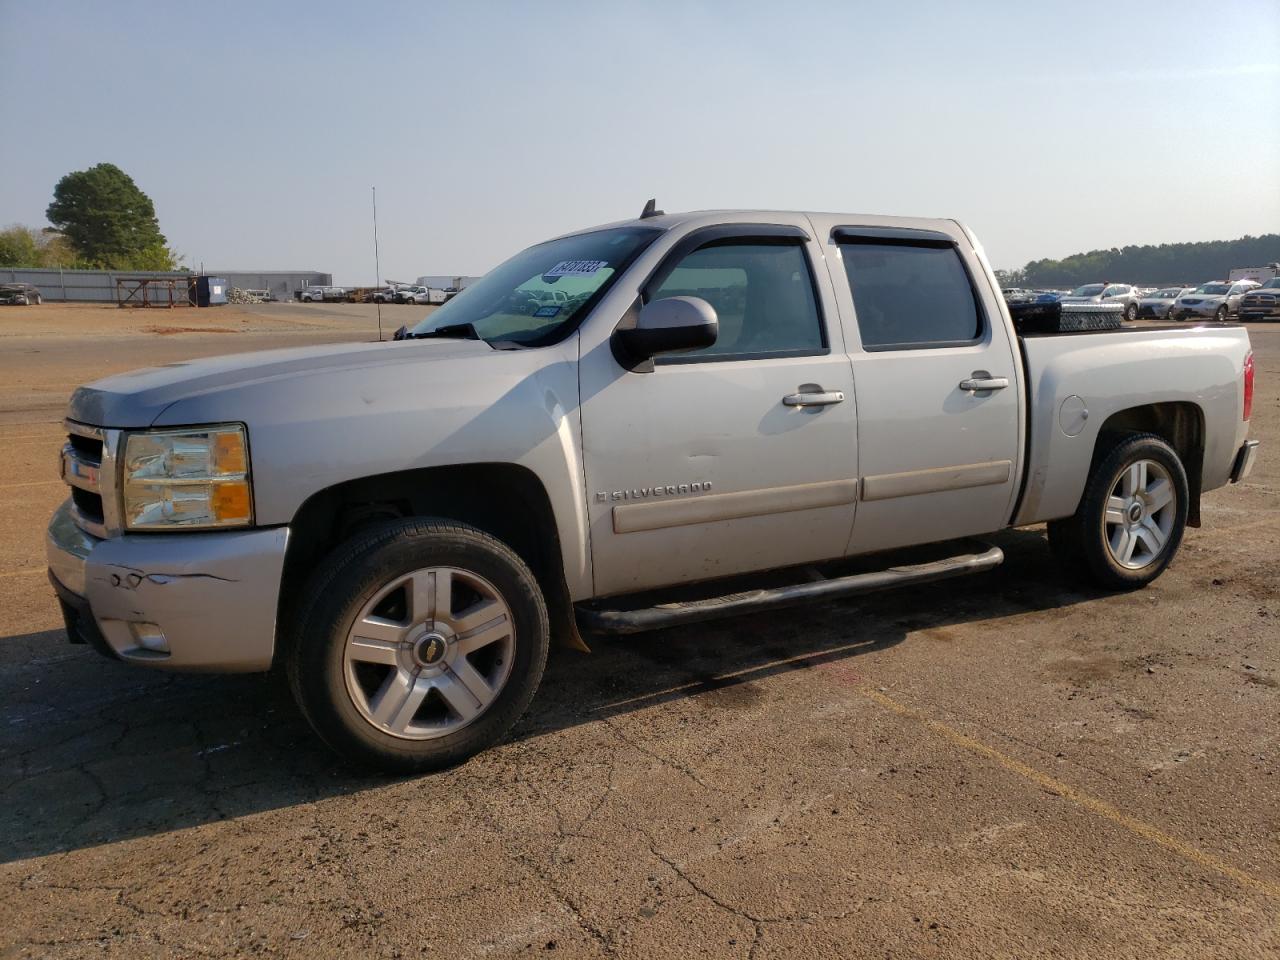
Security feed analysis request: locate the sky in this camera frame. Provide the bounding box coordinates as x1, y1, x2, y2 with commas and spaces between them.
2, 0, 1277, 283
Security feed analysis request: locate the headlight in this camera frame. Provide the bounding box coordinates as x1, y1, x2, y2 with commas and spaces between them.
122, 425, 252, 530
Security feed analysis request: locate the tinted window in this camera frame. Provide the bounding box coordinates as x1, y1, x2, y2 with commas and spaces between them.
839, 242, 982, 349
650, 242, 825, 360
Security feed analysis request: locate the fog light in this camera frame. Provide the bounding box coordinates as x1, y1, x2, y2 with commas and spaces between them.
129, 621, 169, 653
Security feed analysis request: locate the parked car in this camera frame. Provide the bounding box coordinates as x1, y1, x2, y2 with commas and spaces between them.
1237, 277, 1280, 322
1172, 280, 1260, 321
0, 282, 43, 305
1001, 287, 1036, 304
1059, 282, 1142, 320
370, 287, 399, 303
1136, 287, 1193, 319
394, 285, 430, 304
299, 286, 346, 303
45, 207, 1258, 772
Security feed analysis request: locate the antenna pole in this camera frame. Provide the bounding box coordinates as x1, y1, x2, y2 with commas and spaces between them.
372, 185, 383, 341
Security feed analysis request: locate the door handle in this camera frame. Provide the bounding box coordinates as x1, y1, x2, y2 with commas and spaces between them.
959, 374, 1009, 392
783, 391, 845, 407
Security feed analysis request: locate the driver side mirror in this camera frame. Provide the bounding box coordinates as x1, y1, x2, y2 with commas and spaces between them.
612, 296, 718, 371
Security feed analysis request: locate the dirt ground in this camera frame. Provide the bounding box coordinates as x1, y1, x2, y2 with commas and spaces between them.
0, 304, 1276, 959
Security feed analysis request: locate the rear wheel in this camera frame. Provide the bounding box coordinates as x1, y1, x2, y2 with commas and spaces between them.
1216, 305, 1228, 321
1048, 434, 1188, 590
1124, 302, 1138, 321
288, 518, 549, 772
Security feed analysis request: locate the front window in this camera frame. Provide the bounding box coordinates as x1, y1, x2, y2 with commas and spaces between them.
408, 226, 659, 346
1195, 283, 1230, 295
649, 241, 825, 361
1071, 284, 1105, 297
1263, 278, 1280, 289
1153, 288, 1183, 298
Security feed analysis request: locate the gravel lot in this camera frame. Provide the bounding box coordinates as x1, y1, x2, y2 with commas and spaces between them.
1, 305, 1276, 959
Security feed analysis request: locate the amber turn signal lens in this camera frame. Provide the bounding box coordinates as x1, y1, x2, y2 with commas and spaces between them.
214, 431, 248, 474
211, 481, 252, 522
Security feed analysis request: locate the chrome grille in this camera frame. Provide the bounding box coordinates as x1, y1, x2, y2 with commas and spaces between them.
61, 421, 121, 538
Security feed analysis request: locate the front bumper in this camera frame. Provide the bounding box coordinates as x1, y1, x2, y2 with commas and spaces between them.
1239, 308, 1280, 322
46, 499, 290, 672
1173, 303, 1222, 319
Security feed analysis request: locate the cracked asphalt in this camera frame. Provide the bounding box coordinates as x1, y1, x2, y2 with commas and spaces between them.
1, 305, 1277, 958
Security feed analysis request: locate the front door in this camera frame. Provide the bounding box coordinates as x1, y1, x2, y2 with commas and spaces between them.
579, 223, 859, 597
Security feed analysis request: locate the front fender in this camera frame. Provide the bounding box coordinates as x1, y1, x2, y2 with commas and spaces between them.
153, 338, 593, 599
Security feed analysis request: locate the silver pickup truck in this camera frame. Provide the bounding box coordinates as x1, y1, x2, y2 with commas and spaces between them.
47, 207, 1260, 771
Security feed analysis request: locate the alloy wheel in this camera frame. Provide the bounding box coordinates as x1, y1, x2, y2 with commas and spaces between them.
342, 566, 515, 739
1102, 459, 1177, 570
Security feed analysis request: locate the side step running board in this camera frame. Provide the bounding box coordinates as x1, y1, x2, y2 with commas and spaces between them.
576, 542, 1004, 635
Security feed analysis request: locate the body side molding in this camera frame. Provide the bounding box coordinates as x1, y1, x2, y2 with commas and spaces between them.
613, 478, 858, 534
861, 460, 1012, 502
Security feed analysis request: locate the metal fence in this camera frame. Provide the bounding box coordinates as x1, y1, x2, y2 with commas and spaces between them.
0, 268, 334, 303
0, 268, 190, 303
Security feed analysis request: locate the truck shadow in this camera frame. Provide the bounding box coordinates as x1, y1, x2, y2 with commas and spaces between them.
0, 526, 1098, 863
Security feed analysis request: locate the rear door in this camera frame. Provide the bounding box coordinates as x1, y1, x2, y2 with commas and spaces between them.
809, 219, 1023, 554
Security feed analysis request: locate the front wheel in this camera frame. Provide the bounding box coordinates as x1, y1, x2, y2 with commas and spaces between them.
1047, 434, 1188, 590
288, 518, 549, 772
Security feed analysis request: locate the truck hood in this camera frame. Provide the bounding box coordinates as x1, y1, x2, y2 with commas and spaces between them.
68, 338, 495, 428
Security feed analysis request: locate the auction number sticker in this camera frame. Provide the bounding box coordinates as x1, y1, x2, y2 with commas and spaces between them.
533, 305, 562, 318
543, 260, 606, 278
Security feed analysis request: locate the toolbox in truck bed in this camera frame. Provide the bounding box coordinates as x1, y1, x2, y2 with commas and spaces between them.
1008, 301, 1124, 334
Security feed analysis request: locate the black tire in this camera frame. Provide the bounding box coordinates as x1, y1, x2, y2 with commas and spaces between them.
287, 517, 549, 773
1124, 302, 1138, 321
1216, 305, 1228, 322
32, 293, 42, 305
1048, 433, 1188, 590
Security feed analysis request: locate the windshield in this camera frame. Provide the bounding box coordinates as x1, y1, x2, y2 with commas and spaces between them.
1070, 284, 1105, 296
1153, 288, 1183, 298
408, 226, 660, 346
1262, 278, 1280, 289
1195, 283, 1230, 295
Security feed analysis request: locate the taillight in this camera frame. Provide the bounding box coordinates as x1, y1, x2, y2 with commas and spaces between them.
1243, 351, 1254, 421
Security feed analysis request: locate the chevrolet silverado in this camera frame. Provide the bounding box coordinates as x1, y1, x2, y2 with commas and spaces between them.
48, 206, 1260, 771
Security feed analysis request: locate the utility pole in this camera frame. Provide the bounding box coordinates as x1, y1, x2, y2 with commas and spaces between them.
372, 186, 383, 341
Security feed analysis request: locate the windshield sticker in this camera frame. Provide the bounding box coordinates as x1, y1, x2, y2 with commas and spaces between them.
543, 259, 606, 279
533, 305, 562, 318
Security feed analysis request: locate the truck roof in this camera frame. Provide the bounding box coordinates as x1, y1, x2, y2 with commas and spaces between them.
557, 209, 966, 240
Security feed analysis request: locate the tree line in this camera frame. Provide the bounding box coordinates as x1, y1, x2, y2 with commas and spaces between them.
0, 163, 180, 271
999, 234, 1280, 289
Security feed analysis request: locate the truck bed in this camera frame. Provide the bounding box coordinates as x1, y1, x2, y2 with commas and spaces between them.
1019, 320, 1242, 338
1014, 323, 1252, 526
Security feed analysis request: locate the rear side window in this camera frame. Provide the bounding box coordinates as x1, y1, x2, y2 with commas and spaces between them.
839, 241, 983, 350
650, 242, 825, 361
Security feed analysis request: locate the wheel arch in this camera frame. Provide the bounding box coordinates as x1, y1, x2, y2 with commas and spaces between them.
1090, 401, 1205, 526
277, 462, 587, 663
